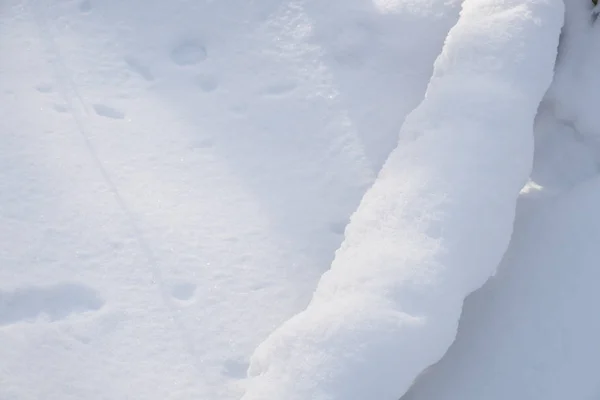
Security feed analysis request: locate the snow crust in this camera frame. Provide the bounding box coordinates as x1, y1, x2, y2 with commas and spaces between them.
242, 0, 564, 398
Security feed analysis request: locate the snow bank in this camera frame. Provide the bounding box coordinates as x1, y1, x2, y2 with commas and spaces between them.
242, 0, 564, 398
403, 175, 600, 400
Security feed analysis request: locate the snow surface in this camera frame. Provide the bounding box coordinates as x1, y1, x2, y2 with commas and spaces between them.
403, 174, 600, 400
402, 180, 600, 400
402, 0, 600, 398
1, 0, 458, 398
3, 0, 600, 399
242, 0, 563, 398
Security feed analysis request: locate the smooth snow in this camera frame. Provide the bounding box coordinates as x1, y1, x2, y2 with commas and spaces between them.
242, 0, 563, 398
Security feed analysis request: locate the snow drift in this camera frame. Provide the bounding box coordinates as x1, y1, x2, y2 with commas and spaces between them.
242, 0, 564, 398
401, 0, 600, 396
403, 175, 600, 400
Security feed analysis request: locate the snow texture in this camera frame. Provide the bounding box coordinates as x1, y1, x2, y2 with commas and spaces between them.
403, 176, 600, 400
242, 0, 564, 398
402, 0, 600, 398
5, 0, 600, 398
0, 0, 457, 398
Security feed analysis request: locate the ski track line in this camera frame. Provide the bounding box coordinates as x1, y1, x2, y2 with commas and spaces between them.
26, 0, 205, 373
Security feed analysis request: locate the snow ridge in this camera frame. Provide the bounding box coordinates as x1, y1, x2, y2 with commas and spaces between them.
242, 0, 564, 398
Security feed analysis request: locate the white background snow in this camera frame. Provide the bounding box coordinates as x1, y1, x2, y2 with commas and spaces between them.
1, 0, 599, 399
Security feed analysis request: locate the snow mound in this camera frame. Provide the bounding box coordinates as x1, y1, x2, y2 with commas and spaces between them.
403, 175, 600, 400
242, 0, 564, 398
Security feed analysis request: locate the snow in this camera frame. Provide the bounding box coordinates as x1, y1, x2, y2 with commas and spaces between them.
242, 0, 563, 398
2, 0, 599, 399
401, 0, 600, 398
403, 179, 600, 400
1, 0, 456, 398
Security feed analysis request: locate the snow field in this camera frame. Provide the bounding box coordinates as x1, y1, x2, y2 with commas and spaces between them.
0, 0, 459, 398
7, 0, 600, 399
242, 0, 564, 398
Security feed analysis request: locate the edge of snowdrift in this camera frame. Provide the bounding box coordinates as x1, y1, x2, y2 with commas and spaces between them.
242, 0, 564, 398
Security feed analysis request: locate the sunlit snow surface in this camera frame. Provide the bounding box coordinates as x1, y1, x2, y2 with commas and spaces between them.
242, 0, 563, 398
2, 0, 599, 399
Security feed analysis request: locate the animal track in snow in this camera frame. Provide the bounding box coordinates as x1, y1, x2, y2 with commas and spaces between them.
170, 40, 207, 66
261, 81, 297, 97
0, 283, 104, 326
35, 83, 53, 93
170, 282, 196, 302
124, 57, 154, 81
196, 74, 219, 92
79, 0, 92, 13
93, 103, 125, 119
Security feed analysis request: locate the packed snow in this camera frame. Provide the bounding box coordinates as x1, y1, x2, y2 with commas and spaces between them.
2, 0, 599, 399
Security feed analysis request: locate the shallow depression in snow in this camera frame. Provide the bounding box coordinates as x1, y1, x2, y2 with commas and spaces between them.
0, 283, 104, 326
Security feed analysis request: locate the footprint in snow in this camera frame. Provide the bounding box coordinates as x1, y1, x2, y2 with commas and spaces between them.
170, 282, 197, 302
170, 40, 208, 66
0, 283, 104, 326
35, 83, 54, 93
124, 56, 154, 82
196, 74, 219, 92
93, 104, 125, 119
